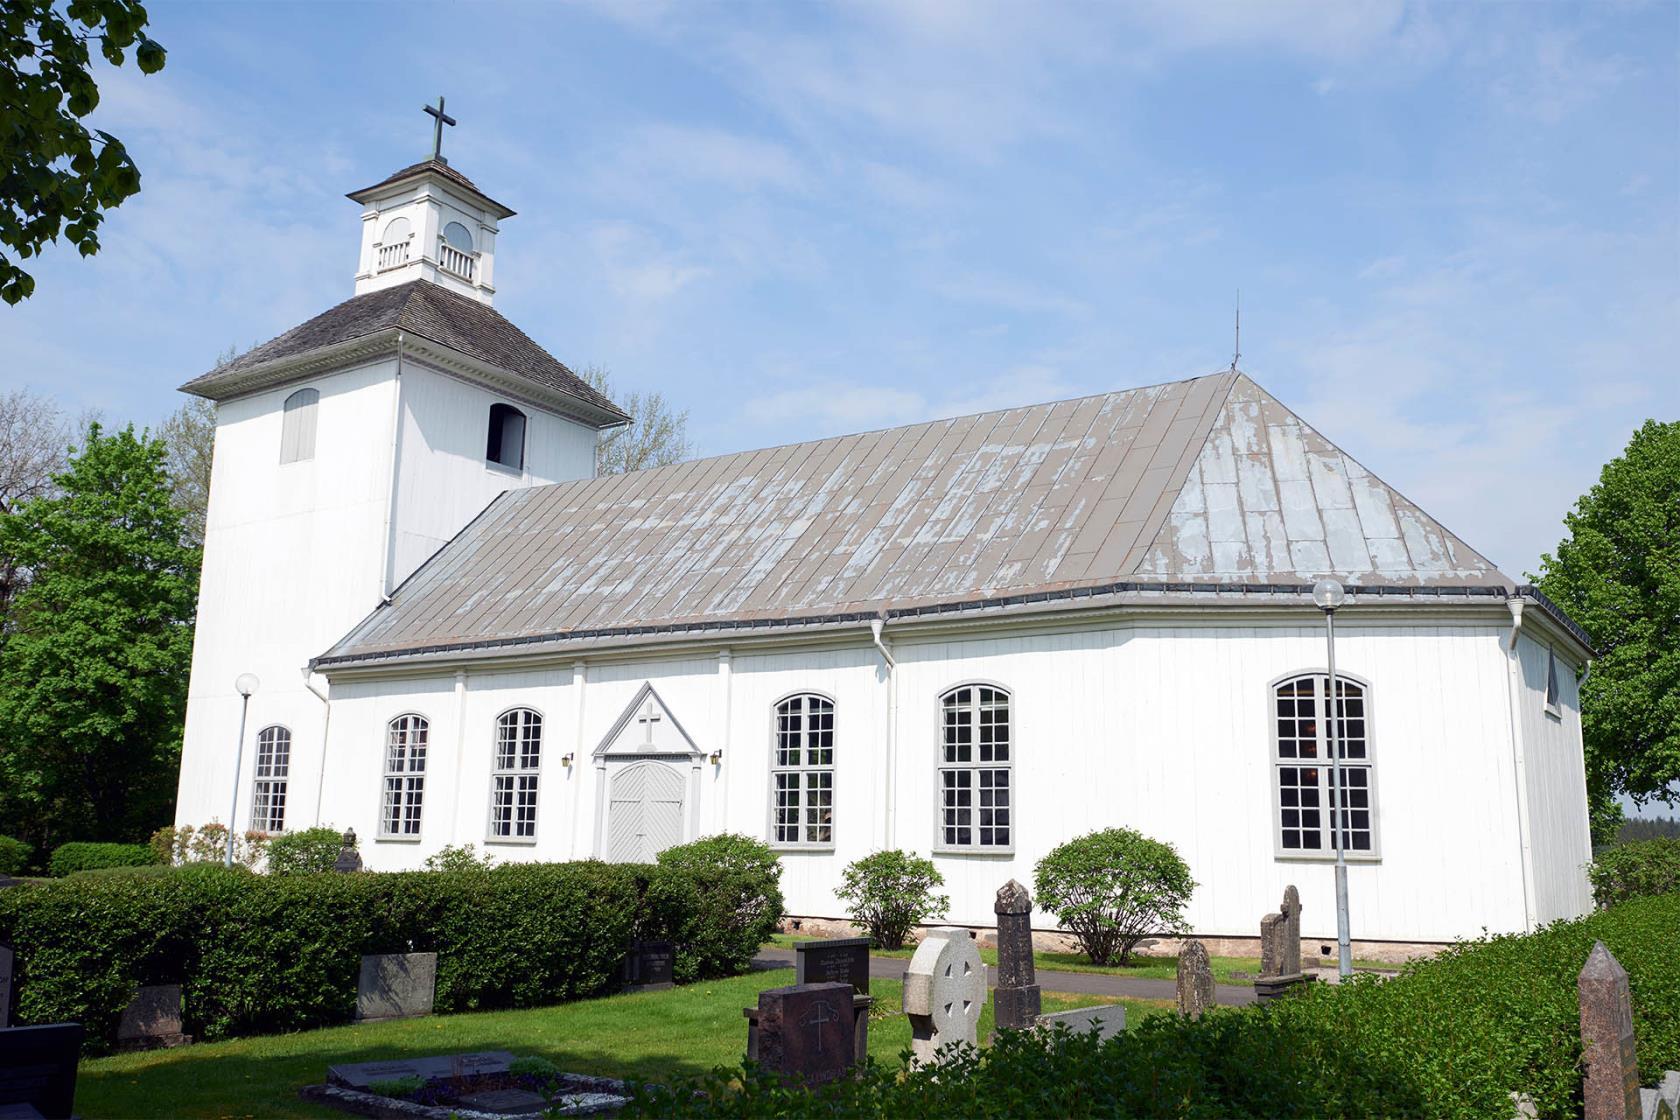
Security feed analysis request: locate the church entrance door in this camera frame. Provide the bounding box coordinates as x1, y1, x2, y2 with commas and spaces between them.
605, 760, 686, 863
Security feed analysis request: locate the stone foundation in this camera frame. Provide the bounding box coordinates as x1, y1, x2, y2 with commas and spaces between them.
777, 917, 1443, 965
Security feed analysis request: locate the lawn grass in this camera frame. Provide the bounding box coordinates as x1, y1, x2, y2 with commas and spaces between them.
767, 934, 1394, 986
76, 968, 1168, 1120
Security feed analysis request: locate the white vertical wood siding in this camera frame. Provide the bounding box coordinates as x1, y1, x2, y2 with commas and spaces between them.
177, 361, 399, 831
318, 618, 1589, 943
390, 363, 598, 587
1513, 632, 1594, 922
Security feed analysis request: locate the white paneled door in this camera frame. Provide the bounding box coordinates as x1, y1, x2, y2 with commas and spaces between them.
606, 761, 686, 863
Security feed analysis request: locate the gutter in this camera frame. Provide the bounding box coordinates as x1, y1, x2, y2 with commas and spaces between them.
871, 618, 898, 849
1503, 599, 1539, 931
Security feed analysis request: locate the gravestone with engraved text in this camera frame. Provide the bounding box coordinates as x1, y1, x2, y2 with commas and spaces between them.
356, 952, 437, 1021
794, 937, 873, 1061
751, 982, 856, 1086
992, 880, 1041, 1032
0, 1022, 84, 1120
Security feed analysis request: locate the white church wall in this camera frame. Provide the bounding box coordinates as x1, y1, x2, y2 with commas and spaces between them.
389, 362, 598, 587
312, 614, 1584, 944
177, 361, 399, 831
1513, 631, 1594, 924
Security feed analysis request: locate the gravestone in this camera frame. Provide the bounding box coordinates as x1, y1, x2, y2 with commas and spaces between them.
992, 879, 1041, 1032
750, 982, 856, 1086
903, 927, 986, 1066
621, 939, 675, 992
355, 952, 437, 1021
0, 1022, 83, 1120
1176, 938, 1215, 1019
1579, 941, 1641, 1120
327, 1051, 514, 1091
1640, 1071, 1680, 1120
1255, 885, 1307, 1002
0, 941, 15, 1029
116, 984, 189, 1050
332, 829, 362, 873
1038, 1004, 1126, 1040
793, 937, 873, 1062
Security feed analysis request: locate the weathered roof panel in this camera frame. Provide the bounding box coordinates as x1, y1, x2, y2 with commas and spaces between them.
320, 369, 1514, 665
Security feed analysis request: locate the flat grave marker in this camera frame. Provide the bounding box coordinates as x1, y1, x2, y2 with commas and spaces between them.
1038, 1004, 1127, 1040
327, 1051, 515, 1091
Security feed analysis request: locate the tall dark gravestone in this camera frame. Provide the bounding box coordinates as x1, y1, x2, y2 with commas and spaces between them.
0, 940, 16, 1029
621, 939, 675, 992
0, 1022, 84, 1120
1176, 938, 1215, 1019
1579, 941, 1641, 1120
1255, 885, 1307, 1002
992, 879, 1041, 1032
793, 937, 873, 1062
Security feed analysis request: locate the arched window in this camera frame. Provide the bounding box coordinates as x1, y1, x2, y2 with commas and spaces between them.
938, 684, 1012, 850
250, 725, 291, 833
442, 221, 474, 252
770, 694, 834, 847
382, 216, 412, 243
1272, 673, 1377, 857
280, 388, 319, 464
380, 714, 429, 837
489, 708, 542, 841
486, 403, 526, 470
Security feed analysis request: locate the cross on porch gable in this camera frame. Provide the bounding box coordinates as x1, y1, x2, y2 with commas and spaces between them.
636, 699, 662, 746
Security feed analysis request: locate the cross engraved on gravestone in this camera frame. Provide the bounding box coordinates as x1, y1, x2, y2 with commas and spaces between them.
903, 927, 987, 1066
792, 939, 873, 1062
1176, 938, 1215, 1019
0, 1022, 84, 1120
1579, 941, 1641, 1120
751, 983, 855, 1086
992, 879, 1041, 1033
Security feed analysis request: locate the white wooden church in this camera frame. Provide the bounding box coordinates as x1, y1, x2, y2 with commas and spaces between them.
174, 143, 1596, 949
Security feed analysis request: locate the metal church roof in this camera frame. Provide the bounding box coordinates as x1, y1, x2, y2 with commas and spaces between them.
318, 370, 1513, 667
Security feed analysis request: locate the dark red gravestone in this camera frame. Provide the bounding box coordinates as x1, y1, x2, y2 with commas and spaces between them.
1579, 940, 1641, 1120
753, 982, 856, 1086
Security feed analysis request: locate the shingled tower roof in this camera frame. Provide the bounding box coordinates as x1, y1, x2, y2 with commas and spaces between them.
318, 370, 1519, 668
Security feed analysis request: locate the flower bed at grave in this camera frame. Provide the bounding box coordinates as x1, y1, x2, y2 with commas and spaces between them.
623, 891, 1680, 1119
0, 835, 784, 1053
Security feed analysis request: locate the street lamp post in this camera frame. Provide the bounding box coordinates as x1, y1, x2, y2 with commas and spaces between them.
226, 673, 261, 868
1311, 578, 1353, 979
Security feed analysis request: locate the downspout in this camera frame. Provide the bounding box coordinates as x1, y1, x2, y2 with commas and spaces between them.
448, 669, 468, 841
715, 649, 733, 835
304, 671, 332, 828
378, 333, 407, 600
1504, 598, 1538, 930
870, 618, 897, 849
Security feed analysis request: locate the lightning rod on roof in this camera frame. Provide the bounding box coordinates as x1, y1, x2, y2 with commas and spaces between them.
1231, 290, 1241, 372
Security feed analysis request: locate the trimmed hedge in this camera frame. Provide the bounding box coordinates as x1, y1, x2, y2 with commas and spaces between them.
1589, 837, 1680, 906
644, 834, 785, 980
625, 891, 1680, 1119
0, 846, 783, 1052
0, 835, 30, 875
265, 827, 345, 875
48, 842, 159, 877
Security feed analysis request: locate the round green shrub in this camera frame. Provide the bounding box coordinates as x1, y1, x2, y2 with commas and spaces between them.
1033, 827, 1195, 965
0, 834, 31, 875
1588, 837, 1680, 906
647, 833, 784, 980
835, 849, 948, 949
266, 827, 348, 875
49, 841, 161, 878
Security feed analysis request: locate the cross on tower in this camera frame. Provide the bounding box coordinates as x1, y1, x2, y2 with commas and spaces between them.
423, 96, 456, 163
636, 699, 662, 746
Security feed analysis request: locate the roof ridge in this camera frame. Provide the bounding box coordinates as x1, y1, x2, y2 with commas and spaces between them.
1124, 371, 1244, 576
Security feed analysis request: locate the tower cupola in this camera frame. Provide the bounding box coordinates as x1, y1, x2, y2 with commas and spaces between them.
348, 97, 514, 305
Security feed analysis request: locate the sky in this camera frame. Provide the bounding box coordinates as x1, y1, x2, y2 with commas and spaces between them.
6, 1, 1677, 577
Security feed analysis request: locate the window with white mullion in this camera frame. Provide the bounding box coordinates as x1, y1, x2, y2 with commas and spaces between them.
939, 684, 1012, 850
489, 708, 542, 841
770, 694, 834, 846
250, 725, 291, 833
380, 714, 429, 837
1272, 674, 1376, 857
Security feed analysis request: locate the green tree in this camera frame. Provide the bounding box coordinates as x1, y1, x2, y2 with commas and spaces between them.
1, 0, 166, 304
581, 365, 692, 474
0, 423, 198, 848
1535, 419, 1680, 842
